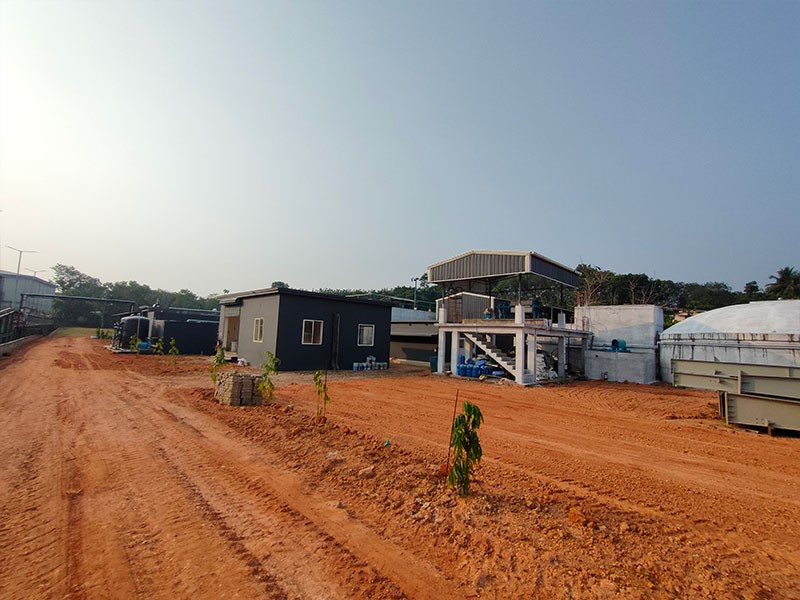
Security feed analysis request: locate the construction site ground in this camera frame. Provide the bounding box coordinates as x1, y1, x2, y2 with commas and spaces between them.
1, 334, 798, 599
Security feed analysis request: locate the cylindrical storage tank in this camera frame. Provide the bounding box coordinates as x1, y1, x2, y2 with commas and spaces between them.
120, 316, 150, 348
659, 300, 800, 382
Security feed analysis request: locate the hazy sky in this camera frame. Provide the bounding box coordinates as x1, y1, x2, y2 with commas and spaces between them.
1, 0, 797, 296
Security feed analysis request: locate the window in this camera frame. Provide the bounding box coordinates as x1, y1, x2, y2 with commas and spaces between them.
358, 324, 375, 346
302, 319, 323, 345
253, 318, 264, 342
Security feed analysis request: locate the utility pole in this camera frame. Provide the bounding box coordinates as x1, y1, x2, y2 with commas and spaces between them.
412, 277, 421, 310
6, 246, 36, 309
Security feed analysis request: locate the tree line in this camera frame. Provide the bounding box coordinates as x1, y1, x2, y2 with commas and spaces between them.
51, 264, 219, 327
49, 263, 798, 328
575, 265, 800, 311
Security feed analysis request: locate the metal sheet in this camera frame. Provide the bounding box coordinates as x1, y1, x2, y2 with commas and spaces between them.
672, 359, 800, 400
724, 392, 800, 432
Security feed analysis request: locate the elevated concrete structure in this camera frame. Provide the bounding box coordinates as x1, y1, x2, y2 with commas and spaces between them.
435, 302, 591, 384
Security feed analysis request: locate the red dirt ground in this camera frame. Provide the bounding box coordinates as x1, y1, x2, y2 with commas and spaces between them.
1, 336, 798, 599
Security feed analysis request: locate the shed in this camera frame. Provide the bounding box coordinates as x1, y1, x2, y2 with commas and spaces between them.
0, 271, 56, 311
218, 288, 391, 371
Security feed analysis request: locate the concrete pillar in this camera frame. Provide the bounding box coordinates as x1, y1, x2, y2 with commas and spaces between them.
558, 336, 566, 378
515, 331, 525, 383
437, 327, 446, 374
436, 305, 447, 374
581, 336, 589, 377
527, 331, 538, 384
512, 305, 525, 383
450, 330, 460, 374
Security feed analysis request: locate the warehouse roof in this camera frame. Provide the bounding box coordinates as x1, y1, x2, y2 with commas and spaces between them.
662, 300, 800, 336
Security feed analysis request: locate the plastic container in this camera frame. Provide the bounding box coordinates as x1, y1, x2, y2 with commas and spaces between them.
429, 356, 437, 373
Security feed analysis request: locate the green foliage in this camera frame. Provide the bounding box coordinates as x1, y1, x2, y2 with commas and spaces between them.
153, 337, 165, 356
258, 351, 280, 401
766, 267, 800, 299
271, 281, 289, 289
313, 370, 331, 418
448, 402, 484, 497
51, 264, 220, 326
208, 346, 227, 383
95, 327, 111, 339
128, 334, 141, 354
168, 338, 180, 364
53, 327, 99, 338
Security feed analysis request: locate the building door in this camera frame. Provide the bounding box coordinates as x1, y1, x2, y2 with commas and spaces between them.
225, 316, 240, 350
330, 313, 340, 370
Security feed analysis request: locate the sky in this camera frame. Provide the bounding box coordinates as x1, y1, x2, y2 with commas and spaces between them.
1, 0, 798, 296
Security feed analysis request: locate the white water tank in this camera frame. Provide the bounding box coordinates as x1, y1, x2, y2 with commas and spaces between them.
659, 300, 800, 383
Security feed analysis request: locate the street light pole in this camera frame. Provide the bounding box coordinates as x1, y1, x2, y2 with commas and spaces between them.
25, 267, 48, 279
6, 246, 37, 309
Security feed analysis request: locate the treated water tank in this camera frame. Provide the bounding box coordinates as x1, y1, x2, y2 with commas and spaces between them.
120, 316, 149, 347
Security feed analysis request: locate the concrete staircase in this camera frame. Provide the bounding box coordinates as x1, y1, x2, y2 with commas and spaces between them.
463, 333, 519, 378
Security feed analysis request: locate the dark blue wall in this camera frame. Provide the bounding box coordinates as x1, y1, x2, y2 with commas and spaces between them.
275, 293, 390, 371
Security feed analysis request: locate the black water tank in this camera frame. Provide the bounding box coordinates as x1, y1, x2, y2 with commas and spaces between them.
120, 316, 149, 346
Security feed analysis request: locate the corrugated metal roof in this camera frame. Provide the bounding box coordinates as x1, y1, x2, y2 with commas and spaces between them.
427, 250, 581, 288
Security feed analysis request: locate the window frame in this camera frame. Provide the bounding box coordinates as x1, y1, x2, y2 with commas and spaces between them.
301, 319, 324, 345
357, 323, 375, 347
253, 317, 264, 343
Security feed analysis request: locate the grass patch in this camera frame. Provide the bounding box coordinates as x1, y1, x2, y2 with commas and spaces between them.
53, 327, 111, 338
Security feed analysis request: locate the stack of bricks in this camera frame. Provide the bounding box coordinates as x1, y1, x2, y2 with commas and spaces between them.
215, 372, 263, 406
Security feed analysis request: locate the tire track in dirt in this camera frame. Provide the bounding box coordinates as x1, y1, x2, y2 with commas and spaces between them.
4, 337, 799, 599
142, 399, 454, 599
65, 341, 454, 599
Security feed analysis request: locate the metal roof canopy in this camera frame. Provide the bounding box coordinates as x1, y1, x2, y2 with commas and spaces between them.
427, 250, 581, 292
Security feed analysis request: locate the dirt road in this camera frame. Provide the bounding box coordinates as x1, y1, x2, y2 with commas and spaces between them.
1, 336, 798, 599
